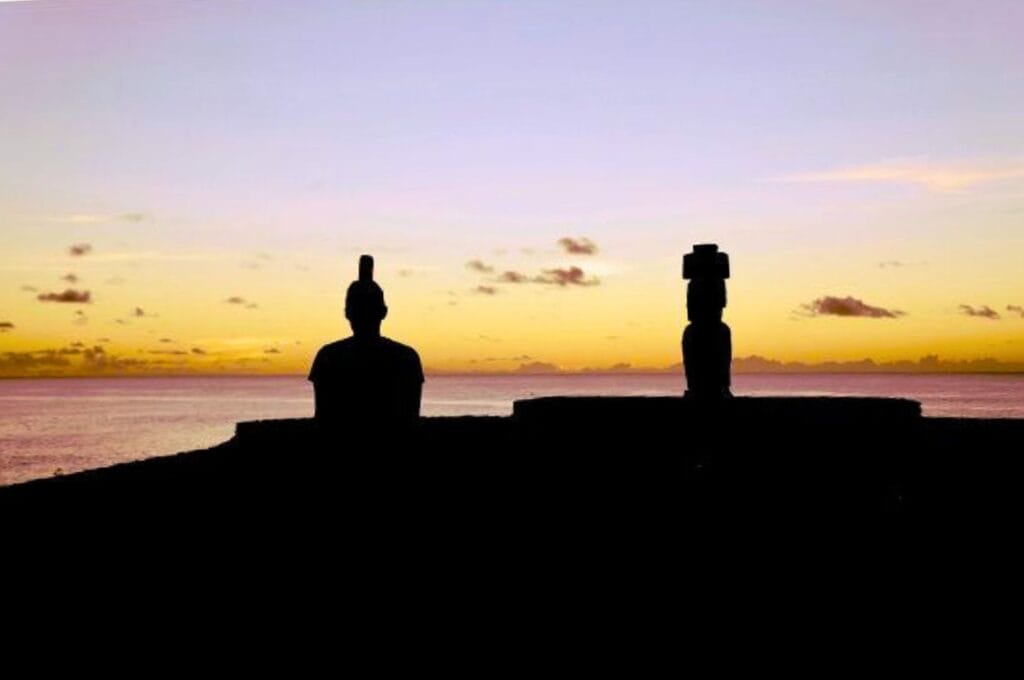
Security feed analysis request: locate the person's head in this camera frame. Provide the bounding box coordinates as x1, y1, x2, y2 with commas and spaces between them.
345, 280, 387, 336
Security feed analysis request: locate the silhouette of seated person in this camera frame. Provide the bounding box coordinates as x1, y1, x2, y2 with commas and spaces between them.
308, 256, 424, 431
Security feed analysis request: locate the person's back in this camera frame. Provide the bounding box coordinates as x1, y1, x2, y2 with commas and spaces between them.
309, 335, 423, 425
308, 255, 424, 430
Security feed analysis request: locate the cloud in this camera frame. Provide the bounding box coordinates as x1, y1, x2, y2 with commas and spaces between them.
801, 296, 904, 319
0, 346, 178, 376
191, 347, 207, 355
21, 285, 38, 292
495, 267, 599, 287
515, 361, 561, 374
82, 346, 161, 371
0, 322, 14, 332
498, 270, 530, 283
61, 273, 79, 283
879, 260, 927, 269
558, 237, 598, 255
0, 351, 72, 371
777, 158, 1024, 192
63, 213, 147, 224
581, 362, 634, 374
263, 347, 281, 354
473, 285, 499, 295
729, 354, 1024, 374
959, 304, 1001, 320
466, 259, 495, 274
38, 289, 91, 304
148, 349, 188, 356
159, 338, 174, 343
225, 296, 260, 309
536, 266, 600, 287
1007, 305, 1024, 318
69, 243, 92, 257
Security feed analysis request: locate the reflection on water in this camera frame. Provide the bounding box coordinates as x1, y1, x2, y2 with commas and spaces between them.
2, 373, 1023, 485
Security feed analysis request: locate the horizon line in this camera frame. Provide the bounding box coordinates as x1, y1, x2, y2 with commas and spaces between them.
3, 369, 1024, 380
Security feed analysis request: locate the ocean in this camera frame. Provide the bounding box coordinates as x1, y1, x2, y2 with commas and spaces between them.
2, 373, 1023, 486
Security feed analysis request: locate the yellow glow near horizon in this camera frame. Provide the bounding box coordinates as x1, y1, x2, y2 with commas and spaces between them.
4, 236, 1024, 377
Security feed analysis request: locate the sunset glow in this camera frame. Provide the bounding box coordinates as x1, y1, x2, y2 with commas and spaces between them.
3, 0, 1023, 377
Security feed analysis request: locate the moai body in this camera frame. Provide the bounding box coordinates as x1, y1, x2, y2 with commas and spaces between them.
682, 244, 732, 398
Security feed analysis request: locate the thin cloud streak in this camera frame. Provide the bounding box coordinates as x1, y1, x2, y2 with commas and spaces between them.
59, 213, 147, 224
777, 159, 1024, 191
801, 296, 904, 319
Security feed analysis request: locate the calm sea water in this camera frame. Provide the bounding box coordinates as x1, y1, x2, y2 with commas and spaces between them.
1, 373, 1022, 486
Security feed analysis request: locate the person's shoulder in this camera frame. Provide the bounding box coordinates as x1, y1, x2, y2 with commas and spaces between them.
380, 337, 421, 360
380, 337, 418, 355
312, 338, 357, 366
378, 337, 417, 358
316, 337, 355, 354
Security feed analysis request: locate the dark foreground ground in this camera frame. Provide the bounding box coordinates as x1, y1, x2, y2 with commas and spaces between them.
4, 396, 1023, 526
7, 396, 1016, 641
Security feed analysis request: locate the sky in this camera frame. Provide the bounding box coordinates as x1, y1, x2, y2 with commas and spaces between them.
2, 0, 1023, 377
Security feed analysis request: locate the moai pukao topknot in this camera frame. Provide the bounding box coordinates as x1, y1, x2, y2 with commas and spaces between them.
358, 254, 374, 283
346, 254, 386, 319
682, 243, 732, 398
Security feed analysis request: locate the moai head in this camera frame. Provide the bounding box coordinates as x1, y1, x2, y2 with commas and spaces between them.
683, 244, 729, 323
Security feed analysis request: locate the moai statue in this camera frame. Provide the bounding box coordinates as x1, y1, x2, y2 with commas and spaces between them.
682, 243, 732, 398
